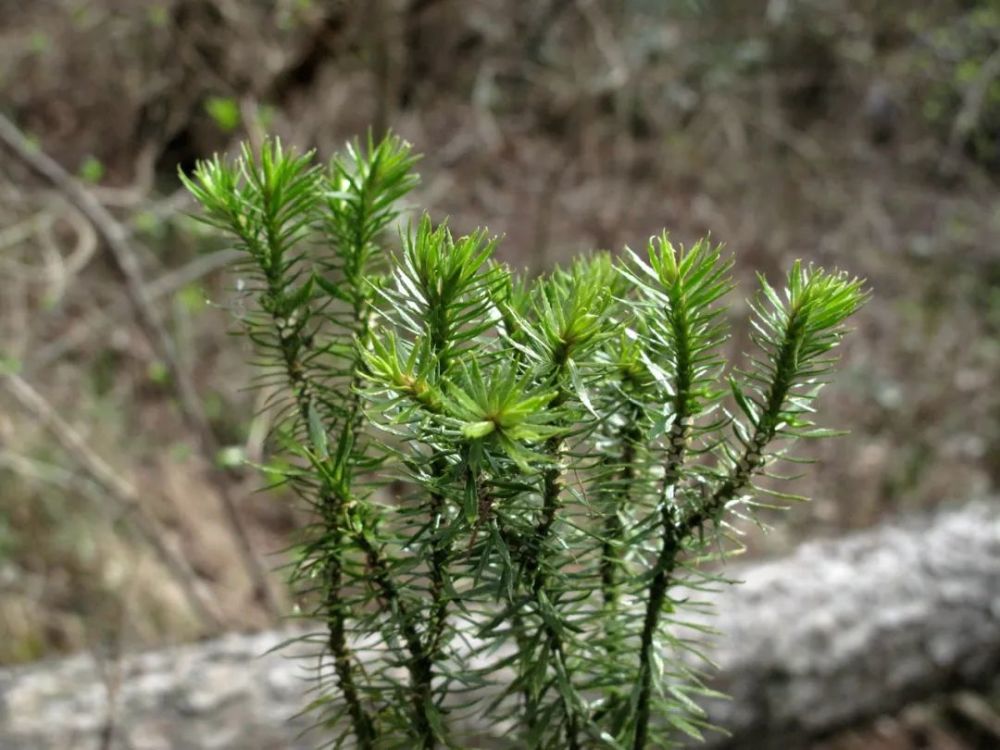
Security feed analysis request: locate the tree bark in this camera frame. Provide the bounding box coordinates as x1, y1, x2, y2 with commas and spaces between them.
699, 498, 1000, 748
0, 500, 997, 749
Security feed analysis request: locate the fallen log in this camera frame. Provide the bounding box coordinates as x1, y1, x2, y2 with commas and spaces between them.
1, 499, 997, 749
700, 498, 1000, 747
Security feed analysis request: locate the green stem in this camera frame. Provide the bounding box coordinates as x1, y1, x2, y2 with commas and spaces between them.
525, 379, 584, 749
421, 302, 455, 667
355, 531, 438, 749
600, 407, 641, 610
532, 439, 563, 588
263, 264, 375, 745
683, 307, 803, 534
511, 609, 540, 734
528, 350, 572, 592
634, 306, 803, 749
492, 518, 541, 737
632, 424, 687, 750
498, 518, 581, 750
594, 406, 641, 726
425, 458, 451, 657
633, 296, 692, 750
632, 525, 679, 750
325, 192, 441, 747
294, 456, 376, 741
264, 236, 437, 746
324, 531, 376, 748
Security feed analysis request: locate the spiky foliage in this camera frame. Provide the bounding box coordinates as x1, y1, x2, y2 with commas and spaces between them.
184, 136, 868, 750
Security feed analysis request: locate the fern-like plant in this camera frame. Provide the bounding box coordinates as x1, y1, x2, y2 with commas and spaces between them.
182, 134, 867, 750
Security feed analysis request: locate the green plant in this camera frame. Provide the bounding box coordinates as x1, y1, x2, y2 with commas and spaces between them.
182, 134, 867, 749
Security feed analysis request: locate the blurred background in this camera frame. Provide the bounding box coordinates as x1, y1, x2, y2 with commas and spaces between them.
0, 1, 998, 747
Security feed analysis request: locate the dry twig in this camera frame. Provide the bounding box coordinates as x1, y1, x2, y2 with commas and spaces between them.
0, 112, 282, 617
0, 372, 224, 629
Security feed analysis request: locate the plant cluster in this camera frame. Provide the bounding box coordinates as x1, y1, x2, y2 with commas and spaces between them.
183, 134, 867, 749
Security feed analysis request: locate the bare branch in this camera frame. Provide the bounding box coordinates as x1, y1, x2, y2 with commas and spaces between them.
0, 372, 224, 630
0, 112, 282, 617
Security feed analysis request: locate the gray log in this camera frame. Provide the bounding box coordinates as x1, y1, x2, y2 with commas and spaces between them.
1, 500, 997, 749
702, 498, 1000, 747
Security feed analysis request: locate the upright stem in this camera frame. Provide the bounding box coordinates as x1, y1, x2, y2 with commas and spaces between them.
323, 522, 376, 748
492, 518, 542, 736
522, 354, 584, 750
421, 303, 455, 668
595, 404, 641, 726
632, 421, 687, 750
425, 458, 451, 656
528, 348, 571, 591
355, 531, 438, 749
600, 404, 641, 610
633, 304, 803, 749
267, 246, 439, 747
500, 515, 581, 750
633, 300, 692, 750
532, 435, 564, 587
632, 506, 679, 750
513, 432, 582, 749
276, 335, 374, 745
320, 178, 440, 747
683, 308, 802, 534
259, 219, 375, 741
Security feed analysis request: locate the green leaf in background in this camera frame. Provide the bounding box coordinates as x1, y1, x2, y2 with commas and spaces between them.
169, 441, 193, 462
29, 31, 50, 54
204, 96, 241, 133
78, 155, 104, 183
147, 360, 169, 385
147, 4, 168, 27
0, 354, 22, 375
176, 284, 207, 313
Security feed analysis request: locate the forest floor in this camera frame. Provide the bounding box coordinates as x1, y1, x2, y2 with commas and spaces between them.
1, 2, 998, 747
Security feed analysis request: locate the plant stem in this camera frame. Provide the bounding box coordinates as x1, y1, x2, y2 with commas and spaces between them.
529, 407, 583, 748
503, 515, 582, 750
324, 533, 376, 748
634, 304, 803, 748
632, 518, 679, 750
600, 406, 641, 610
632, 422, 687, 750
529, 351, 572, 592
683, 306, 802, 534
355, 531, 438, 749
425, 459, 451, 656
276, 336, 375, 745
633, 295, 692, 750
265, 248, 387, 746
417, 309, 458, 679
594, 404, 642, 726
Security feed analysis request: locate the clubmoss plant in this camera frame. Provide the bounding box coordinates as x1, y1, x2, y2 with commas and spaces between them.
183, 134, 868, 750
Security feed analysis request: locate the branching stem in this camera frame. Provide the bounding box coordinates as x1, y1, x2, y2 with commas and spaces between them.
684, 304, 802, 534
